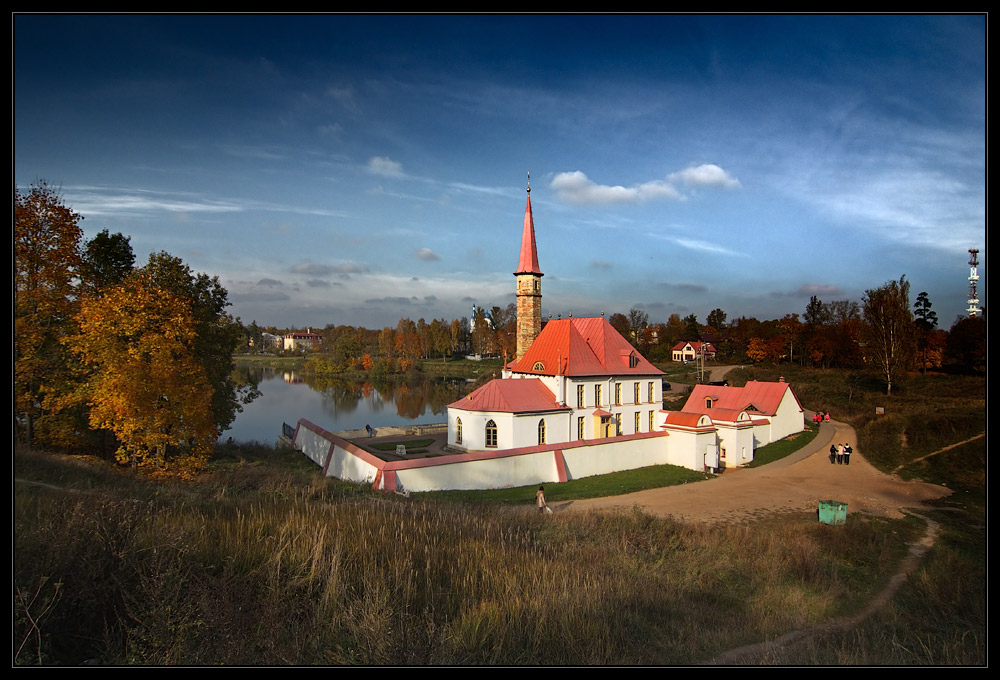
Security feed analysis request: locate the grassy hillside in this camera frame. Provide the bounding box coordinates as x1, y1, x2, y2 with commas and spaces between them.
14, 368, 984, 665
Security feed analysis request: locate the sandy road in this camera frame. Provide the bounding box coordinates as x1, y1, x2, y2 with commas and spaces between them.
557, 419, 952, 523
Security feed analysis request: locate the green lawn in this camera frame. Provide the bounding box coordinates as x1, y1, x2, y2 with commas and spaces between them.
414, 463, 711, 505
746, 421, 821, 467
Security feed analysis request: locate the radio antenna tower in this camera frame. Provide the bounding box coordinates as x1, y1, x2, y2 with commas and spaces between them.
967, 248, 981, 317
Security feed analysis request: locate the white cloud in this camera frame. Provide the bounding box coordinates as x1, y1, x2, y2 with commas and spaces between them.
669, 164, 742, 189
367, 156, 404, 177
551, 164, 738, 205
550, 171, 643, 204
672, 238, 749, 258
415, 248, 441, 261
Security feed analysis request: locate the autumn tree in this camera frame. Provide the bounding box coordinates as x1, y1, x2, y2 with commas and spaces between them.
608, 312, 630, 339
490, 304, 517, 360
67, 274, 217, 472
862, 276, 917, 395
140, 252, 249, 432
14, 182, 83, 447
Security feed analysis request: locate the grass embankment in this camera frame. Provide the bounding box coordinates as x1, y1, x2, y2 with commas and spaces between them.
15, 444, 939, 665
232, 354, 304, 370
14, 368, 985, 665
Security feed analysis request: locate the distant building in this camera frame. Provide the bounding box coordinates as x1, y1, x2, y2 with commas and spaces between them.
283, 330, 322, 352
671, 340, 716, 362
260, 332, 284, 351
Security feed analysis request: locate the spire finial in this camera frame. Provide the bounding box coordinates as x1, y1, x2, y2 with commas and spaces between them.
527, 170, 530, 194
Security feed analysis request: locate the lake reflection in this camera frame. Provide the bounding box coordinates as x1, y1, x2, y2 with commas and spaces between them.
220, 367, 469, 444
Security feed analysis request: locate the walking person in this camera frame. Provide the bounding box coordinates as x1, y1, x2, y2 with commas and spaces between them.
829, 444, 837, 465
536, 485, 549, 514
836, 443, 844, 465
844, 443, 852, 466
825, 412, 831, 423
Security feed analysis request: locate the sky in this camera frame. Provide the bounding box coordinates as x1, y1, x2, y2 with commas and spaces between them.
14, 14, 986, 331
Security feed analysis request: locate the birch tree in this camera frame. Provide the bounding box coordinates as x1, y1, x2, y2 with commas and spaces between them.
862, 275, 917, 395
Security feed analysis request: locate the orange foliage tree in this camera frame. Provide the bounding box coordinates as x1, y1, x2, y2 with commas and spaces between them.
14, 182, 84, 447
67, 274, 217, 473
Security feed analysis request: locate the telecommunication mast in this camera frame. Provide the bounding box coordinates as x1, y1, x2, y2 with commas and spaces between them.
967, 248, 981, 317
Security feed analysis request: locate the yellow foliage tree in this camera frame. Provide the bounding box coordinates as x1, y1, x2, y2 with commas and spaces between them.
67, 274, 217, 473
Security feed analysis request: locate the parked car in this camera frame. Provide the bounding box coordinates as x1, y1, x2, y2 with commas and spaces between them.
707, 380, 729, 387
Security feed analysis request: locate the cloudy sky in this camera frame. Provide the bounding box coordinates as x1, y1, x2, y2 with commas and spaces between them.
14, 14, 985, 330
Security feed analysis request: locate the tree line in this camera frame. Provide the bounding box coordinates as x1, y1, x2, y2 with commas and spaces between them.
253, 281, 983, 396
15, 182, 249, 474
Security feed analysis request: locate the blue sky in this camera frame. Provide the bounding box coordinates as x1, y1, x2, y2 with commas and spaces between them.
14, 14, 985, 330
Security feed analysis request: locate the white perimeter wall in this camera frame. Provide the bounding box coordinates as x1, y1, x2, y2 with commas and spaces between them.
295, 419, 704, 493
294, 423, 379, 485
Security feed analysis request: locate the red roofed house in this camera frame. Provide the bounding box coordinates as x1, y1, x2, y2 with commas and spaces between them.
671, 340, 716, 362
671, 379, 805, 466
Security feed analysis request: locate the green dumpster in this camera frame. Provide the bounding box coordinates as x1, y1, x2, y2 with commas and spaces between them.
818, 500, 847, 525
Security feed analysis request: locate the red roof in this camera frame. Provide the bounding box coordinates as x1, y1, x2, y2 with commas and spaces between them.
662, 411, 714, 428
448, 378, 569, 414
509, 317, 663, 377
514, 194, 543, 276
671, 340, 716, 352
684, 380, 801, 417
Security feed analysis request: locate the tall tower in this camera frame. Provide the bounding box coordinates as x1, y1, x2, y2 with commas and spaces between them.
515, 175, 543, 360
967, 248, 981, 317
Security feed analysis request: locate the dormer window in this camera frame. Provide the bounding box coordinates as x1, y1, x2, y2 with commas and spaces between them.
629, 355, 639, 368
705, 397, 713, 409
532, 361, 545, 371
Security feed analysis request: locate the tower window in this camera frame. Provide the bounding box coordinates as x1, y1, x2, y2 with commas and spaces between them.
456, 417, 463, 445
538, 419, 546, 445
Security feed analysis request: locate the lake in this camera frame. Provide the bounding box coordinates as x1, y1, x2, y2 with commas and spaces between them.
219, 367, 469, 444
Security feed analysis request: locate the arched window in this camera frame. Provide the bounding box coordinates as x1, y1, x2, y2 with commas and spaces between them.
538, 419, 546, 445
455, 417, 463, 445
533, 361, 545, 371
485, 419, 497, 448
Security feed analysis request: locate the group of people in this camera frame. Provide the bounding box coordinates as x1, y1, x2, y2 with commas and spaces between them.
812, 411, 831, 424
829, 442, 853, 465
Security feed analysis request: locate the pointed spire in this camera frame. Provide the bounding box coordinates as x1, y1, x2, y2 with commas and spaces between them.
515, 172, 543, 276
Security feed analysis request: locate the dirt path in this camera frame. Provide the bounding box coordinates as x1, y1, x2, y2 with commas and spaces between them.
700, 508, 943, 664
558, 419, 952, 523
